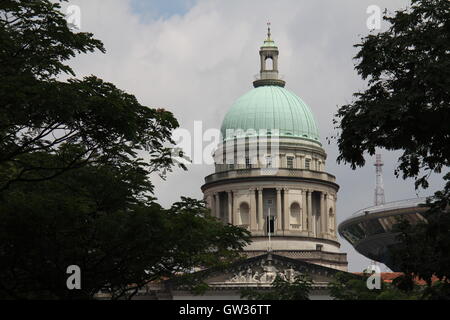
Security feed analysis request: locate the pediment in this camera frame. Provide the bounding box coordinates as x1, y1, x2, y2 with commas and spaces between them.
197, 253, 340, 288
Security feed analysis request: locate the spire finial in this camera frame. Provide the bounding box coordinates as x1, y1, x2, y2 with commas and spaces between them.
253, 22, 286, 88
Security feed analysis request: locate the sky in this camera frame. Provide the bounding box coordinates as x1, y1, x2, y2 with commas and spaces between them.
60, 0, 443, 272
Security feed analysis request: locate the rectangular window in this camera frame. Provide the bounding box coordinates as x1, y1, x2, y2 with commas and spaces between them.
305, 158, 311, 170
266, 216, 275, 235
287, 156, 294, 169
245, 157, 252, 169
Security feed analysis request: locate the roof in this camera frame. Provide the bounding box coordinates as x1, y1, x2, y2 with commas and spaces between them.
262, 38, 277, 47
167, 253, 350, 291
353, 272, 440, 285
350, 197, 429, 218
221, 86, 320, 144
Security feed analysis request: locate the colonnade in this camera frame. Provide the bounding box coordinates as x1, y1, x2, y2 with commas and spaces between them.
210, 188, 336, 238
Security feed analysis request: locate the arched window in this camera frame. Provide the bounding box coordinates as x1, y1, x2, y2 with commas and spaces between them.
290, 202, 301, 226
287, 156, 295, 169
265, 57, 274, 71
305, 158, 311, 170
239, 202, 250, 226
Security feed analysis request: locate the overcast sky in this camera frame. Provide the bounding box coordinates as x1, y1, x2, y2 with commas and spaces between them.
62, 0, 443, 272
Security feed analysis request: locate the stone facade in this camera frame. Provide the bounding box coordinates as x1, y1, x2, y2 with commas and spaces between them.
201, 29, 348, 272
163, 254, 343, 300
202, 137, 347, 271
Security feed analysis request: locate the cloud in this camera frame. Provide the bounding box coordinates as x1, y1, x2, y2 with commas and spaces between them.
129, 0, 197, 21
61, 0, 440, 272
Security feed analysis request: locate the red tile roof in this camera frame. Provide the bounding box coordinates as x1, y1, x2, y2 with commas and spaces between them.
353, 272, 440, 285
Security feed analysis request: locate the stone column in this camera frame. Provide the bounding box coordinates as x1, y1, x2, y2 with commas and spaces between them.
283, 188, 290, 231
301, 190, 308, 232
281, 154, 287, 168
332, 194, 338, 235
258, 188, 264, 230
276, 188, 282, 231
323, 193, 329, 236
297, 155, 304, 169
333, 215, 337, 235
307, 190, 313, 235
227, 191, 233, 225
233, 191, 239, 225
204, 195, 211, 210
250, 189, 257, 231
320, 192, 325, 235
320, 193, 327, 236
214, 193, 220, 219
260, 54, 265, 72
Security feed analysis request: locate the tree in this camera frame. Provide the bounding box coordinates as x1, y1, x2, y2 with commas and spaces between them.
334, 0, 450, 298
390, 192, 450, 299
335, 0, 449, 186
0, 0, 251, 299
0, 0, 181, 192
328, 272, 420, 300
0, 160, 250, 299
240, 274, 312, 300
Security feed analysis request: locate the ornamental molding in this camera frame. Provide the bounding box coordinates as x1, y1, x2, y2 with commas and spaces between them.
223, 262, 300, 285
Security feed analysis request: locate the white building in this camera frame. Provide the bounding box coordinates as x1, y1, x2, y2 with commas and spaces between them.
202, 28, 348, 272
145, 28, 350, 300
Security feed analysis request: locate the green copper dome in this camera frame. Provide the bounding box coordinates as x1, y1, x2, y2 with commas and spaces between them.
221, 86, 321, 144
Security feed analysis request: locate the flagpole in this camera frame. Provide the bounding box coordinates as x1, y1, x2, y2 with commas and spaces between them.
268, 207, 272, 252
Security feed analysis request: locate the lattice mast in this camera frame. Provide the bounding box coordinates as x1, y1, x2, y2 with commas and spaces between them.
374, 154, 386, 206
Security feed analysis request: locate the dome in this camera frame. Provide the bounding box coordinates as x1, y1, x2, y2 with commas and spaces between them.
221, 86, 321, 144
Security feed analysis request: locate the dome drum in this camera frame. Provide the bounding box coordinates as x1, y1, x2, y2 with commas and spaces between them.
201, 29, 347, 271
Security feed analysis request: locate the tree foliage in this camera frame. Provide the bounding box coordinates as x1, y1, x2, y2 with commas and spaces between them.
390, 183, 450, 299
0, 0, 251, 299
329, 272, 420, 300
335, 0, 449, 187
240, 274, 312, 300
0, 0, 181, 192
0, 161, 250, 299
334, 0, 450, 299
